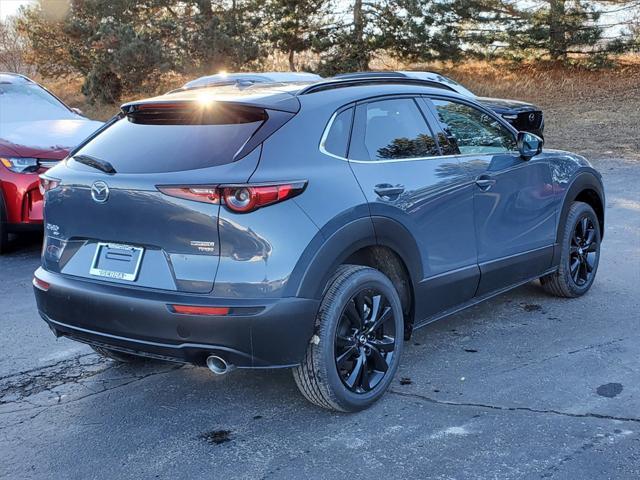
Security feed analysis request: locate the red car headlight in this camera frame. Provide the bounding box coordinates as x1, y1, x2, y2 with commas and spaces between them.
0, 157, 39, 173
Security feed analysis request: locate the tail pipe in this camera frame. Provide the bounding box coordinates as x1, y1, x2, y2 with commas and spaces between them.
206, 355, 235, 375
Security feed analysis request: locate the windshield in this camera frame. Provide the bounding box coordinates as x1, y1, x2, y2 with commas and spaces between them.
432, 74, 476, 98
0, 83, 76, 123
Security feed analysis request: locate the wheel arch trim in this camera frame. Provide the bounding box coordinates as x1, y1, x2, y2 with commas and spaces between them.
288, 216, 423, 300
553, 170, 605, 265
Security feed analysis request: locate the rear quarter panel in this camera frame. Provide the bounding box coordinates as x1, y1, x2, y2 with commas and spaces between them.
241, 94, 373, 299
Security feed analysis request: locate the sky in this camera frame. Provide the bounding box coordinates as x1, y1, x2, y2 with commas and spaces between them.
0, 0, 34, 19
0, 0, 634, 36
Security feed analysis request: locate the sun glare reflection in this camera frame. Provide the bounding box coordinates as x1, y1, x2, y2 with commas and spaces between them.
196, 92, 216, 107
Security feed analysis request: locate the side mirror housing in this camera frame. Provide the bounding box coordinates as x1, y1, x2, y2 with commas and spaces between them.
517, 131, 543, 160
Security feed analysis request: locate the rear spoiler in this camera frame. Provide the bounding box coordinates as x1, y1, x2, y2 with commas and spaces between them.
121, 90, 301, 114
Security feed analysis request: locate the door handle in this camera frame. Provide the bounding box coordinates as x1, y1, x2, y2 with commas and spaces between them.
374, 184, 405, 197
475, 175, 496, 190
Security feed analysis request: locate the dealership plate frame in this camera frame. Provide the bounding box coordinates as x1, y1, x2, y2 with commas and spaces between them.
89, 242, 145, 282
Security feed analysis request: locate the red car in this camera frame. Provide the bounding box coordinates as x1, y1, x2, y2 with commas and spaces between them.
0, 73, 102, 253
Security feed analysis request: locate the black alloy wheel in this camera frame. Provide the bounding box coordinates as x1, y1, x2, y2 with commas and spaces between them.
541, 201, 601, 298
293, 265, 404, 412
335, 289, 396, 393
569, 215, 598, 287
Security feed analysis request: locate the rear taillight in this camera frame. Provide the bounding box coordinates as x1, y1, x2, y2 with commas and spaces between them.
157, 186, 220, 204
222, 184, 302, 213
158, 181, 306, 213
39, 176, 60, 195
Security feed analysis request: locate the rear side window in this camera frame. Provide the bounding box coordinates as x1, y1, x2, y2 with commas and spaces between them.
350, 98, 439, 161
73, 104, 265, 173
430, 99, 516, 155
322, 108, 353, 158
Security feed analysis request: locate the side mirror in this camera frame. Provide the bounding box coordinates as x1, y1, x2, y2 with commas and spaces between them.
71, 107, 85, 117
517, 131, 543, 160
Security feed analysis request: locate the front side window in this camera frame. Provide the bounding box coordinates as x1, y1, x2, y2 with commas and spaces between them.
350, 98, 439, 161
431, 99, 516, 155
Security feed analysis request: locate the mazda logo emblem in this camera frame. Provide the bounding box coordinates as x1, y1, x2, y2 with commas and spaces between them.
528, 113, 536, 123
91, 181, 109, 203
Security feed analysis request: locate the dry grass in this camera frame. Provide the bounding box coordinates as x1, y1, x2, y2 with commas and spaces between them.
42, 56, 640, 162
42, 73, 193, 121
432, 58, 640, 162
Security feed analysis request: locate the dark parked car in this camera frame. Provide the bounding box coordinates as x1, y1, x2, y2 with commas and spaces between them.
0, 73, 102, 253
335, 71, 545, 137
34, 76, 604, 412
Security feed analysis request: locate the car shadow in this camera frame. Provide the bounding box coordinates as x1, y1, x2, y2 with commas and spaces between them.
2, 232, 43, 257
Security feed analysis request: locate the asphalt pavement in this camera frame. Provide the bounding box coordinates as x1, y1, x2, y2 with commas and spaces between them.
1, 158, 639, 480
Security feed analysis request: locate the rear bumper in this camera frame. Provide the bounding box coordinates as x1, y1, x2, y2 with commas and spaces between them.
34, 267, 319, 368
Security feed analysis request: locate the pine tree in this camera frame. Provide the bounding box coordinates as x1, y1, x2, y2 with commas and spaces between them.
186, 0, 264, 74
475, 0, 640, 61
316, 0, 466, 75
263, 0, 334, 71
315, 0, 374, 75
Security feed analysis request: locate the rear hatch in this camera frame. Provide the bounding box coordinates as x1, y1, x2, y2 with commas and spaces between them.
42, 95, 297, 293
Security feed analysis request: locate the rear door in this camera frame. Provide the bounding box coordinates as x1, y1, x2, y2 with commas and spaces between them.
42, 102, 270, 293
425, 97, 556, 296
345, 95, 479, 321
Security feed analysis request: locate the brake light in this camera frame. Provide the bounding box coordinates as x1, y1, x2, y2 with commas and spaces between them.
170, 305, 230, 316
157, 181, 306, 213
222, 184, 302, 213
39, 177, 60, 195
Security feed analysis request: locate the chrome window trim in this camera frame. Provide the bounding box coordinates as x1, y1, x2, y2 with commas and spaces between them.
319, 110, 350, 161
320, 109, 515, 164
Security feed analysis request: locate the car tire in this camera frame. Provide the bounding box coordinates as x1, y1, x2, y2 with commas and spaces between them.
0, 193, 8, 254
0, 221, 8, 254
91, 345, 148, 363
293, 264, 404, 412
540, 201, 601, 298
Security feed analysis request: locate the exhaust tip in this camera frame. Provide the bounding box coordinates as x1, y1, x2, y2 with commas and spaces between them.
206, 355, 232, 375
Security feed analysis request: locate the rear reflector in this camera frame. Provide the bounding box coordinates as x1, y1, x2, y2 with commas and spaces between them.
170, 305, 230, 316
33, 276, 50, 291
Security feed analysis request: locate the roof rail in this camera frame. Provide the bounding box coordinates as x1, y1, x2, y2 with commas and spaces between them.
297, 76, 456, 95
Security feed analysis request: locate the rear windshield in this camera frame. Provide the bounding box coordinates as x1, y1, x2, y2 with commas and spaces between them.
72, 105, 265, 173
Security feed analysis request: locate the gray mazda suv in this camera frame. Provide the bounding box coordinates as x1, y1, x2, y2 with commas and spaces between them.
34, 75, 604, 412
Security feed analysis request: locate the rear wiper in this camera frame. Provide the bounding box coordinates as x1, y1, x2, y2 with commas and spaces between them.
72, 154, 117, 174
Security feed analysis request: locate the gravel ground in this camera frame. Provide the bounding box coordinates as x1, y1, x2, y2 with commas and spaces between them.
0, 158, 639, 480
